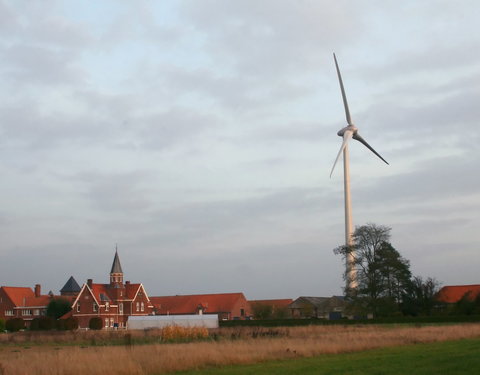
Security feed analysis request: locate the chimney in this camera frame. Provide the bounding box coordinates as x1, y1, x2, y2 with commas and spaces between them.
125, 281, 130, 285
34, 284, 41, 297
87, 279, 93, 288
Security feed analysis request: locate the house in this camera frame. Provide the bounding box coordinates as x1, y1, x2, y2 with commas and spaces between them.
0, 284, 53, 324
249, 299, 293, 319
436, 284, 480, 304
150, 292, 251, 320
70, 250, 154, 329
289, 296, 346, 319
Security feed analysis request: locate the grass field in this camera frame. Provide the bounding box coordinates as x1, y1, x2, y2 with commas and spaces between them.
1, 324, 480, 374
174, 337, 480, 375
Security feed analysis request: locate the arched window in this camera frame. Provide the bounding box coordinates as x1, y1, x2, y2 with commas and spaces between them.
105, 302, 109, 311
119, 303, 123, 314
136, 302, 140, 312
141, 302, 144, 312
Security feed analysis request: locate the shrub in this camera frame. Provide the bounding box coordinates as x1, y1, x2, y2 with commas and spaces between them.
89, 317, 103, 330
63, 317, 79, 331
30, 318, 41, 331
38, 316, 55, 330
6, 318, 25, 332
0, 318, 5, 332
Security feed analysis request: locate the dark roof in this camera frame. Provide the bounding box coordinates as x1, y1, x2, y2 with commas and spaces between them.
110, 250, 123, 274
60, 276, 81, 293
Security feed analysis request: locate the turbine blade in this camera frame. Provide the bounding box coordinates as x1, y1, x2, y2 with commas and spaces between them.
330, 130, 353, 177
353, 133, 389, 165
333, 53, 352, 126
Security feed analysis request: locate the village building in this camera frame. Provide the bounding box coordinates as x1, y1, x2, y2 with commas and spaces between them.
69, 250, 154, 329
150, 292, 251, 320
0, 284, 54, 324
436, 284, 480, 304
289, 296, 346, 319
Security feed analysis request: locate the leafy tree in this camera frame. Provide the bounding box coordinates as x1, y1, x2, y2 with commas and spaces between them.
0, 318, 5, 332
402, 276, 441, 316
47, 298, 72, 319
334, 223, 412, 317
6, 318, 25, 332
89, 317, 103, 330
251, 303, 273, 319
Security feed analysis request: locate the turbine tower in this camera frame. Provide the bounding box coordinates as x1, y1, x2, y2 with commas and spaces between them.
330, 53, 389, 293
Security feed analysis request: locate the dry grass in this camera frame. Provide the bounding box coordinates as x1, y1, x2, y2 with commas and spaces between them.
1, 324, 480, 375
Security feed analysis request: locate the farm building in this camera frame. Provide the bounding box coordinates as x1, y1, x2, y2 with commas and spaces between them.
436, 284, 480, 303
249, 299, 293, 319
150, 292, 250, 320
289, 296, 346, 319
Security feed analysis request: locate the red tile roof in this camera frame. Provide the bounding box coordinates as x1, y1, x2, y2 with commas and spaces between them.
2, 287, 35, 306
150, 293, 246, 315
436, 285, 480, 303
249, 299, 293, 308
1, 286, 55, 307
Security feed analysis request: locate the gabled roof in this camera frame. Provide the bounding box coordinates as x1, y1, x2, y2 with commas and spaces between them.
110, 250, 123, 274
1, 286, 35, 306
60, 276, 81, 294
150, 293, 247, 315
1, 286, 53, 308
436, 284, 480, 303
289, 296, 346, 311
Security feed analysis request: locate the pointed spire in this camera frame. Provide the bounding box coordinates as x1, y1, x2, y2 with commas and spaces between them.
110, 247, 123, 274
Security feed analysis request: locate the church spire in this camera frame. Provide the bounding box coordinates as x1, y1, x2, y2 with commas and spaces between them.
110, 246, 124, 285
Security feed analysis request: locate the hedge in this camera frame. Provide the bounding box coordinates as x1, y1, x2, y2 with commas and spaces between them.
219, 315, 480, 328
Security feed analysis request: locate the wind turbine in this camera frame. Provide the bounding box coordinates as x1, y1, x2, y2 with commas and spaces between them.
330, 53, 389, 293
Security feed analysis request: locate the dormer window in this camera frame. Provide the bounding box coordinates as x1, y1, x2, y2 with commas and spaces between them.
105, 302, 110, 311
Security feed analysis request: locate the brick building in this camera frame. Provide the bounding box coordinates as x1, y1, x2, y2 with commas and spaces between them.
150, 292, 251, 320
69, 250, 154, 329
0, 284, 53, 324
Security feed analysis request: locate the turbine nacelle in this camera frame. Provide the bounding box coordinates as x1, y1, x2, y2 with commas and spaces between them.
337, 125, 357, 137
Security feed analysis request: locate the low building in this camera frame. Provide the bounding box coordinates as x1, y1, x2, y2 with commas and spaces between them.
289, 296, 346, 319
70, 250, 154, 329
150, 293, 250, 320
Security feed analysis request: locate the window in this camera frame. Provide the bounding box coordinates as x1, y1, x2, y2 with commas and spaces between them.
5, 310, 14, 316
105, 302, 109, 312
119, 303, 123, 314
105, 319, 109, 328
76, 303, 81, 312
93, 303, 98, 312
34, 309, 40, 316
22, 309, 32, 316
136, 302, 140, 312
140, 302, 144, 312
110, 318, 114, 328
240, 309, 245, 317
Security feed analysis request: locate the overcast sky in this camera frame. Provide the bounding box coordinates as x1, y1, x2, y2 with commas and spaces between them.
1, 1, 479, 300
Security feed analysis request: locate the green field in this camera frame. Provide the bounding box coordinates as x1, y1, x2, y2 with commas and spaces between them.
175, 337, 480, 375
